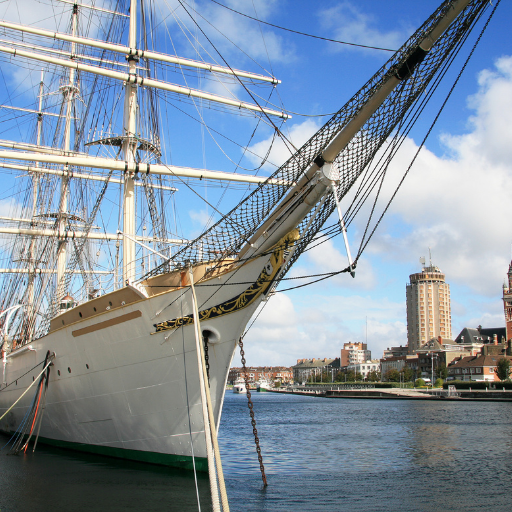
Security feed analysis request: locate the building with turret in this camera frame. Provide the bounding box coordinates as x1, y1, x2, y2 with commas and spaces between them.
503, 260, 512, 341
406, 259, 452, 354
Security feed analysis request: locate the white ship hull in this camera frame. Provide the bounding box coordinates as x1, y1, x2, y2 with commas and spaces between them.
0, 252, 276, 470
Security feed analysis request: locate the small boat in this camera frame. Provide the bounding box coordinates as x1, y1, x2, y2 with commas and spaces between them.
256, 379, 272, 392
232, 379, 247, 394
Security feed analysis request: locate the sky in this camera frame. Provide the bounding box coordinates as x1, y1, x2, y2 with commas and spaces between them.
1, 0, 512, 367
222, 0, 512, 366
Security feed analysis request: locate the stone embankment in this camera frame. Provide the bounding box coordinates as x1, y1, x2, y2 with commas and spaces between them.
269, 386, 512, 401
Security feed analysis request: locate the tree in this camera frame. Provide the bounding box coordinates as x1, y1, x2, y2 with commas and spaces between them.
367, 370, 381, 382
434, 378, 444, 388
401, 367, 414, 382
345, 370, 356, 382
384, 369, 400, 382
415, 378, 426, 387
438, 363, 449, 380
495, 358, 511, 381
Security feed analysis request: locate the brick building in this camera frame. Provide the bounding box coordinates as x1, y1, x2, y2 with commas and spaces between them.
447, 354, 512, 382
228, 366, 293, 384
503, 260, 512, 341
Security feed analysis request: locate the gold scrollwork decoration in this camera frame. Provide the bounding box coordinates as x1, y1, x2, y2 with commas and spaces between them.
154, 230, 299, 333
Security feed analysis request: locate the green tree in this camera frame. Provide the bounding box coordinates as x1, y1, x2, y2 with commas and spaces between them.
355, 372, 363, 381
345, 369, 355, 382
401, 367, 414, 382
384, 369, 400, 382
495, 358, 511, 381
415, 378, 426, 387
367, 370, 381, 382
438, 363, 449, 380
434, 378, 444, 388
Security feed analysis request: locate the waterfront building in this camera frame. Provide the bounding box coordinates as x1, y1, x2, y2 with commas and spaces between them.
380, 355, 419, 380
454, 326, 506, 346
447, 354, 512, 382
340, 342, 371, 367
346, 360, 380, 380
503, 260, 512, 341
228, 366, 293, 385
382, 345, 409, 358
406, 260, 452, 354
291, 358, 335, 383
411, 336, 482, 381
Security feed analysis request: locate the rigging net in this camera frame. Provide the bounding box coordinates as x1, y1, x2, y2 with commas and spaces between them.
145, 1, 493, 287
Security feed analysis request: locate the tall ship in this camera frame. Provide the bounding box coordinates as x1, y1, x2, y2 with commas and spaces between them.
0, 0, 500, 471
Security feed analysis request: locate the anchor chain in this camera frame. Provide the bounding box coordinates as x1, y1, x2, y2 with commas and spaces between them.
238, 337, 268, 487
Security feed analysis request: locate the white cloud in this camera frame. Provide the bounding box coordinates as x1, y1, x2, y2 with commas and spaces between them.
318, 2, 408, 54
189, 208, 212, 226
0, 0, 109, 92
155, 0, 294, 66
241, 289, 406, 366
247, 118, 322, 171
296, 240, 376, 291
353, 56, 512, 297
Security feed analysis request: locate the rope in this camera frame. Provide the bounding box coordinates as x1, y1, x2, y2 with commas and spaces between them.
210, 0, 396, 52
0, 359, 46, 392
179, 293, 202, 512
189, 269, 229, 512
356, 0, 500, 259
0, 353, 54, 423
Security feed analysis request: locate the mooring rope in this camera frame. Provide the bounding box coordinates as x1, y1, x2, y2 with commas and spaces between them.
0, 354, 54, 424
189, 269, 230, 512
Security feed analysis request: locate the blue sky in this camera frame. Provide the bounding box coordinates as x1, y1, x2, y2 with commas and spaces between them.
224, 0, 512, 365
1, 0, 511, 366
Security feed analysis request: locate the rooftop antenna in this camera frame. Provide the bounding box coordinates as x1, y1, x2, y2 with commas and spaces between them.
419, 256, 425, 269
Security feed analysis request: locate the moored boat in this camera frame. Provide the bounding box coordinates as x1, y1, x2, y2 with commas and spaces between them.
256, 378, 272, 392
232, 378, 247, 394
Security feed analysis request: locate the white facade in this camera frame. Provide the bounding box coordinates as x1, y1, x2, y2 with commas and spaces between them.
341, 342, 371, 367
347, 361, 380, 379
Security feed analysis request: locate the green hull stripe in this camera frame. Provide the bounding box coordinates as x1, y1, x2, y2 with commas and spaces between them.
13, 433, 208, 472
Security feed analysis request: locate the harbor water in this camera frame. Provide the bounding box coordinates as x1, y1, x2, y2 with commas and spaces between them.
1, 391, 511, 511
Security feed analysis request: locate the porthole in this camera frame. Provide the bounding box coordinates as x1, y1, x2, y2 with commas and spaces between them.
58, 370, 61, 376
68, 367, 71, 373
79, 312, 83, 317
109, 301, 112, 307
86, 364, 89, 369
93, 307, 97, 312
62, 320, 65, 325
